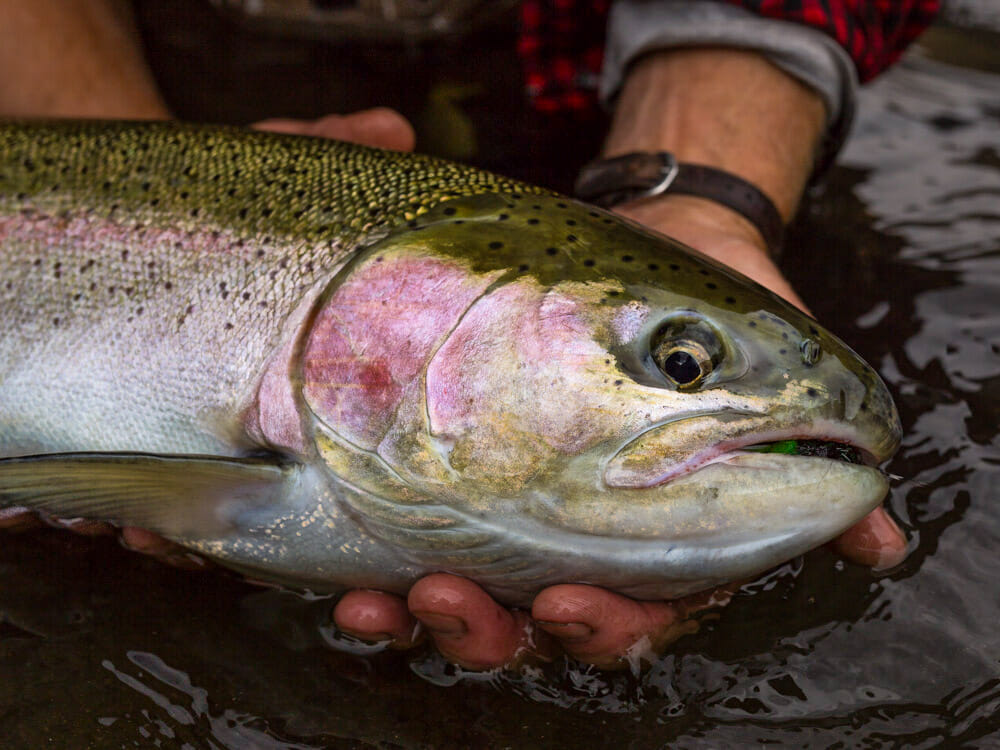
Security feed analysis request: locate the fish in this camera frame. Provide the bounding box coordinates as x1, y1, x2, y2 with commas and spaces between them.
0, 120, 901, 605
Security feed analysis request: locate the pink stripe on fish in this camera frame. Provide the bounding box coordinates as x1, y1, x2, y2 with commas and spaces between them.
0, 211, 263, 258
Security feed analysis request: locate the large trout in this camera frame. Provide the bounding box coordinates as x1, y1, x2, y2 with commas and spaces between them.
0, 121, 900, 604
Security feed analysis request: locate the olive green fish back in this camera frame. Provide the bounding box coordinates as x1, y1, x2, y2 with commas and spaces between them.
0, 120, 546, 244
0, 121, 548, 458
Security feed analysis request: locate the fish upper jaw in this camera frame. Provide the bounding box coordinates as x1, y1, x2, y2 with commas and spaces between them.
603, 413, 901, 490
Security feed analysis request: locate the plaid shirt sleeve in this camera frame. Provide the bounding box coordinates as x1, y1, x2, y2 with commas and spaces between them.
519, 0, 941, 111
728, 0, 941, 81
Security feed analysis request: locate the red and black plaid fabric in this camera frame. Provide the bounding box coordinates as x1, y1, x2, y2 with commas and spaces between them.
731, 0, 941, 80
518, 0, 940, 111
519, 0, 611, 112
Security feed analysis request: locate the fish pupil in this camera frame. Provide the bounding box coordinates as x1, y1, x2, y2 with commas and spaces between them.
663, 351, 701, 384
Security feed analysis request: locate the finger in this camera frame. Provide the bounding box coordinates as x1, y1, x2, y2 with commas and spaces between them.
254, 108, 416, 152
831, 506, 908, 570
407, 573, 551, 670
45, 517, 116, 536
120, 526, 209, 570
0, 507, 43, 531
0, 508, 115, 535
121, 526, 182, 555
532, 584, 698, 670
314, 109, 415, 152
333, 589, 421, 649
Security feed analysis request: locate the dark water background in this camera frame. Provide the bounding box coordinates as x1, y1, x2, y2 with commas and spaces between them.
2, 2, 999, 747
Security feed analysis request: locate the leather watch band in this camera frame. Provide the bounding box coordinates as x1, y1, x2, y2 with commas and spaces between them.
574, 152, 785, 253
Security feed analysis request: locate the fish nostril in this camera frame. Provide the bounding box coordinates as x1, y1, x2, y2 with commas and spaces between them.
800, 339, 822, 366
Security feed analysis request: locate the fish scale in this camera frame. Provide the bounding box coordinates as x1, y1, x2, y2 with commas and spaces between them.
0, 121, 900, 604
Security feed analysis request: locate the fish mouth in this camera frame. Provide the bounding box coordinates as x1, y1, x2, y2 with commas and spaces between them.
743, 438, 868, 464
604, 419, 889, 490
523, 424, 892, 576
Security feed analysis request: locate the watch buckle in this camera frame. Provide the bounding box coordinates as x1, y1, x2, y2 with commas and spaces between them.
637, 152, 679, 200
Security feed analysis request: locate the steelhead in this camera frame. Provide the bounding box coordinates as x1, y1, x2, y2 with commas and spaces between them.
0, 121, 901, 604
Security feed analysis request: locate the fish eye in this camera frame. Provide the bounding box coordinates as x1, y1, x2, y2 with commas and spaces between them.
650, 319, 722, 390
653, 341, 713, 388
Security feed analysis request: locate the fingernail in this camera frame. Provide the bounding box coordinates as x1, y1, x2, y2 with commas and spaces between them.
411, 611, 466, 637
535, 621, 593, 641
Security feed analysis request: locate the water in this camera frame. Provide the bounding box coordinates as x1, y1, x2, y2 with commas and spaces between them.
2, 6, 1000, 748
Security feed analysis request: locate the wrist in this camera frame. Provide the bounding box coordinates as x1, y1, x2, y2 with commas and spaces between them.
615, 193, 769, 256
576, 152, 784, 253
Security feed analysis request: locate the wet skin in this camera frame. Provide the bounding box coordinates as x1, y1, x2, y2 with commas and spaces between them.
0, 110, 908, 671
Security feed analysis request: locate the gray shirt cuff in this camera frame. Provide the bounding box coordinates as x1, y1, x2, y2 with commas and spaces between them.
601, 0, 858, 170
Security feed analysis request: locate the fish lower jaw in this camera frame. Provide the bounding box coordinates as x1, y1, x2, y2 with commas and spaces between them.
605, 424, 882, 490
501, 454, 890, 603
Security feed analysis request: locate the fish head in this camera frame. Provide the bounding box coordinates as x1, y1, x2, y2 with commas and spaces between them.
301, 194, 901, 600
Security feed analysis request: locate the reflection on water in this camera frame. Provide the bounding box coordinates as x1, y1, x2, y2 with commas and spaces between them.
101, 652, 321, 749
2, 11, 1000, 750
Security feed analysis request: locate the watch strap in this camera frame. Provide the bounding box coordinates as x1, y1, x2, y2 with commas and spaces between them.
574, 152, 785, 253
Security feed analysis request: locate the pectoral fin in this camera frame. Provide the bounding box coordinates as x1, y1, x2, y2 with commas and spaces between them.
0, 452, 297, 538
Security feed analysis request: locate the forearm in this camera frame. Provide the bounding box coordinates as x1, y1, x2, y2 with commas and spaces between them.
604, 48, 826, 241
0, 0, 168, 118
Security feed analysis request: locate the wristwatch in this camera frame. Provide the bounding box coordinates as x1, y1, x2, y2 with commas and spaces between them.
574, 151, 785, 254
